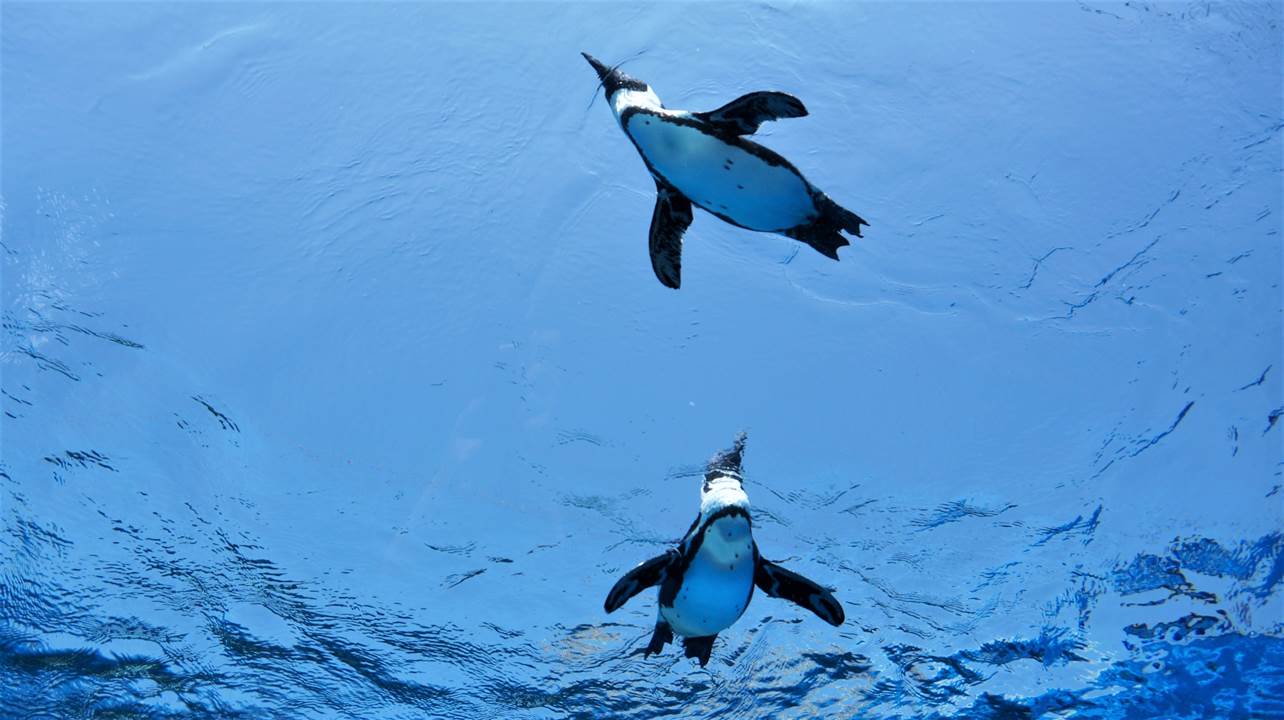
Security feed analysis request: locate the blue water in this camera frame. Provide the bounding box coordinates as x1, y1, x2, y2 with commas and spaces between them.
2, 3, 1281, 718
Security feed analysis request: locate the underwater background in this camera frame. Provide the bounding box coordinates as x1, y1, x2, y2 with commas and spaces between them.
2, 3, 1281, 718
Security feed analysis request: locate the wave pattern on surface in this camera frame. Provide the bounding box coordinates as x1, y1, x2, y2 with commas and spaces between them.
2, 1, 1281, 718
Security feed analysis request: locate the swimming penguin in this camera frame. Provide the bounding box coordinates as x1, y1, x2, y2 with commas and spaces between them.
603, 433, 844, 667
582, 52, 868, 289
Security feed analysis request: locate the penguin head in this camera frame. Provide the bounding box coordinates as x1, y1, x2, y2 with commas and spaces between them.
581, 52, 649, 100
698, 433, 750, 518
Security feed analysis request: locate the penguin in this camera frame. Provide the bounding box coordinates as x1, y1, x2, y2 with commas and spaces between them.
582, 52, 868, 289
603, 433, 844, 667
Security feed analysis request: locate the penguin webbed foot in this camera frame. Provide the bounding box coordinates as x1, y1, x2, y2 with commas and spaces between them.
787, 196, 867, 260
821, 194, 868, 239
682, 635, 717, 667
787, 226, 849, 261
644, 621, 674, 657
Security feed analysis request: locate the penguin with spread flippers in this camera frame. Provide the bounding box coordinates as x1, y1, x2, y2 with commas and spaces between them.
582, 53, 868, 289
603, 434, 844, 667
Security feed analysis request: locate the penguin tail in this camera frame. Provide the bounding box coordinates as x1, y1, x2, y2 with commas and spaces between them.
787, 195, 868, 260
830, 199, 868, 239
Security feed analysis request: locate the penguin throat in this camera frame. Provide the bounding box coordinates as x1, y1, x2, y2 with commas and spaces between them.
698, 515, 753, 565
612, 87, 662, 118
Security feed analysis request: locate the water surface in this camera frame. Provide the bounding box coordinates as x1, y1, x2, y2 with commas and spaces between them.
3, 3, 1281, 718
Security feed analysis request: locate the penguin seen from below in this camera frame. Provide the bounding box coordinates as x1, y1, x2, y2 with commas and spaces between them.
603, 433, 845, 667
582, 52, 869, 289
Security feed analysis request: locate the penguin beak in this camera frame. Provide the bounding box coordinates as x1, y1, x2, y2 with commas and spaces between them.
581, 52, 610, 82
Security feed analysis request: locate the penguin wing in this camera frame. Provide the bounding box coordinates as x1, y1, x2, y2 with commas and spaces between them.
605, 549, 680, 613
754, 555, 845, 626
649, 178, 693, 289
693, 91, 808, 136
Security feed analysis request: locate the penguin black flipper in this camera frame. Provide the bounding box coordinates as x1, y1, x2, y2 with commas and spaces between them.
693, 91, 808, 136
605, 549, 680, 613
682, 635, 717, 667
753, 551, 845, 627
649, 178, 693, 289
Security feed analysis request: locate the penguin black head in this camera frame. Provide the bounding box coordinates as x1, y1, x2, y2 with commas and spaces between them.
703, 432, 747, 492
581, 52, 648, 97
700, 433, 750, 519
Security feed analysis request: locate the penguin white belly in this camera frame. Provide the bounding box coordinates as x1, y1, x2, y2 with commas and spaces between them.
662, 538, 755, 638
627, 116, 815, 231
